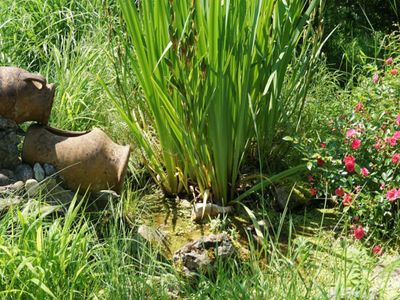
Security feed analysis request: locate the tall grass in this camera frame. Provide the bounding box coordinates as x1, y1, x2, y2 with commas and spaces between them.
109, 0, 323, 203
0, 193, 392, 299
0, 0, 127, 134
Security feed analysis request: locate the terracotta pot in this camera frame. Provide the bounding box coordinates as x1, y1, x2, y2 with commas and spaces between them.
22, 125, 131, 194
0, 67, 55, 124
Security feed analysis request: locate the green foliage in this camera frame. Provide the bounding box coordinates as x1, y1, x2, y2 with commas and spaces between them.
0, 0, 127, 134
323, 0, 399, 78
112, 0, 323, 203
302, 48, 400, 243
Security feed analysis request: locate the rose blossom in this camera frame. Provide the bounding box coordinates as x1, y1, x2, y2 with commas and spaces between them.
346, 129, 357, 139
386, 57, 393, 65
373, 73, 379, 84
309, 187, 318, 197
373, 141, 380, 149
392, 153, 400, 164
361, 167, 369, 177
386, 136, 397, 146
353, 226, 365, 240
320, 143, 326, 148
351, 139, 361, 150
342, 193, 353, 206
386, 188, 399, 202
390, 69, 398, 76
380, 182, 386, 190
344, 155, 356, 173
335, 187, 345, 197
372, 245, 383, 256
394, 131, 400, 139
317, 158, 325, 167
355, 102, 363, 112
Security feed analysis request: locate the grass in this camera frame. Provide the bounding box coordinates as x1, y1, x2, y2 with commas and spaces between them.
0, 190, 398, 299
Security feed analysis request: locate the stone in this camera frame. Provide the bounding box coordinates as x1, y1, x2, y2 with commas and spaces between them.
0, 117, 21, 169
25, 179, 41, 197
173, 233, 235, 277
274, 185, 310, 211
0, 180, 25, 194
44, 183, 79, 206
0, 173, 12, 186
0, 169, 14, 179
43, 163, 57, 177
191, 203, 233, 222
0, 196, 24, 213
14, 164, 34, 182
179, 199, 192, 209
33, 163, 45, 182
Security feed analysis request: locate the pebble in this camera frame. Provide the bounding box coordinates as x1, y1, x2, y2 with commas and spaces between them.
43, 163, 57, 177
0, 173, 12, 186
33, 163, 45, 182
25, 179, 41, 197
15, 164, 34, 182
12, 181, 25, 191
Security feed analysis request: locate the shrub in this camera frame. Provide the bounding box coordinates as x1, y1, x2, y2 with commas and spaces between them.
303, 53, 400, 242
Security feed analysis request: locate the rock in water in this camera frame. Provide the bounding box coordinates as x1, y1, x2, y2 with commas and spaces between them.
14, 164, 34, 182
0, 117, 21, 169
191, 203, 233, 222
33, 163, 45, 182
173, 233, 235, 277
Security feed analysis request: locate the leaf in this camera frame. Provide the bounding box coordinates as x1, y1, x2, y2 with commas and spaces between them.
282, 136, 294, 142
30, 279, 56, 299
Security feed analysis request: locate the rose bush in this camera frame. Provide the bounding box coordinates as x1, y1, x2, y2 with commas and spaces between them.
302, 54, 400, 243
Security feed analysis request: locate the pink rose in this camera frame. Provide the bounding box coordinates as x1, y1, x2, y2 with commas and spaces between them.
344, 155, 356, 173
386, 57, 393, 65
361, 167, 369, 177
346, 129, 357, 139
355, 102, 363, 112
392, 153, 400, 164
387, 188, 399, 202
386, 136, 397, 146
394, 131, 400, 139
351, 139, 361, 150
342, 193, 353, 206
309, 187, 318, 197
372, 245, 383, 256
390, 69, 398, 76
335, 187, 345, 197
373, 73, 379, 84
353, 226, 365, 240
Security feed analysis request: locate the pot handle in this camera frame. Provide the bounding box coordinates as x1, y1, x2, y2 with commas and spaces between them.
21, 73, 47, 90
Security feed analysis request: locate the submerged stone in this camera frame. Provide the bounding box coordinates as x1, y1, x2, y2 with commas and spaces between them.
173, 233, 236, 277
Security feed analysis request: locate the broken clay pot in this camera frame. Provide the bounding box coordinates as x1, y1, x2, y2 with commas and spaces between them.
0, 67, 55, 124
22, 124, 130, 194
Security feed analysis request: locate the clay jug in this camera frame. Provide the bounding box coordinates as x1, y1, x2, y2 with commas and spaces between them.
0, 67, 55, 124
22, 125, 131, 194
